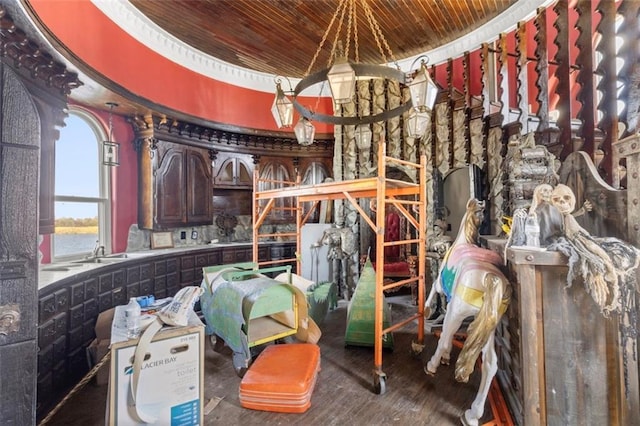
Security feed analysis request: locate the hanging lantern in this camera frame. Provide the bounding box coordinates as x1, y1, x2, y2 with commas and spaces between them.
408, 61, 439, 111
102, 141, 120, 167
271, 81, 294, 128
327, 56, 356, 105
405, 108, 430, 139
102, 102, 120, 166
294, 117, 316, 146
355, 124, 372, 150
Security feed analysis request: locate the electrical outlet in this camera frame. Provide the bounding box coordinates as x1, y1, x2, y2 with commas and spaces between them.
180, 231, 186, 240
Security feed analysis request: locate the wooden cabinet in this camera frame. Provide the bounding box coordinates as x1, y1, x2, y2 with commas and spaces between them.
139, 140, 212, 229
212, 152, 254, 216
213, 152, 253, 189
492, 242, 639, 426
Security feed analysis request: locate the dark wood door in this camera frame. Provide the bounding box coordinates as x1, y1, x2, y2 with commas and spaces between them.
186, 148, 212, 225
155, 147, 185, 227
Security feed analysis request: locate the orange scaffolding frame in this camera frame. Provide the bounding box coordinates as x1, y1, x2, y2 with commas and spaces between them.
252, 142, 427, 393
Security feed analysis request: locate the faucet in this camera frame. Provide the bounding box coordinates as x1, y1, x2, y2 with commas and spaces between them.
91, 240, 105, 258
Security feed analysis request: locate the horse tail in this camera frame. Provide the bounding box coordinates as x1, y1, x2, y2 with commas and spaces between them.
454, 272, 507, 382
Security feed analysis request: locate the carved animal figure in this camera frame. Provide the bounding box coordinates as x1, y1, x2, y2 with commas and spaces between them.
423, 198, 511, 426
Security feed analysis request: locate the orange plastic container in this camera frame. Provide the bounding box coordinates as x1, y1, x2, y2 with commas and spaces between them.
239, 343, 321, 413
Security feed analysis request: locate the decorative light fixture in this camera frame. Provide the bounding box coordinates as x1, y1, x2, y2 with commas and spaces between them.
270, 0, 440, 141
293, 82, 326, 146
405, 56, 439, 139
294, 117, 316, 146
405, 108, 430, 139
326, 45, 356, 105
102, 102, 120, 166
354, 124, 372, 149
408, 56, 439, 111
271, 77, 294, 128
290, 0, 413, 126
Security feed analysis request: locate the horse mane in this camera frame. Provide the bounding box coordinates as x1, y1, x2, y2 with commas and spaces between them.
461, 198, 483, 245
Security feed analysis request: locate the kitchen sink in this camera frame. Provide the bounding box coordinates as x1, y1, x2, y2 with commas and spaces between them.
42, 263, 85, 272
42, 266, 73, 272
74, 257, 126, 264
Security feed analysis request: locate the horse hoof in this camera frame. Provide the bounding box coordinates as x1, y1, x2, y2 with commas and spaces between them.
455, 375, 470, 383
424, 364, 436, 376
440, 358, 450, 366
460, 410, 479, 426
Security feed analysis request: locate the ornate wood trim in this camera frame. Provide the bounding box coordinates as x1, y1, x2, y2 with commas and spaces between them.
617, 1, 640, 136
130, 114, 333, 158
575, 0, 595, 156
497, 33, 509, 122
0, 6, 81, 96
554, 0, 573, 160
534, 7, 550, 132
595, 0, 619, 184
515, 22, 529, 133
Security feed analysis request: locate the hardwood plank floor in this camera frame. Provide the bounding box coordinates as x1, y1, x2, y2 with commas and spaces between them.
44, 296, 492, 425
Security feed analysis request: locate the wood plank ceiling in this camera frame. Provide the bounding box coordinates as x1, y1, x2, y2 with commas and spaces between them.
129, 0, 518, 78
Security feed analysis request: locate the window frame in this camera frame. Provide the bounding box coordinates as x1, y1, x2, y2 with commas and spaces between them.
51, 108, 113, 262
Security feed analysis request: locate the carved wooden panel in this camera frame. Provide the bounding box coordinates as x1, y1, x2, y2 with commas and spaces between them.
480, 43, 492, 115
554, 0, 573, 160
595, 0, 619, 183
0, 62, 41, 425
498, 33, 509, 121
515, 22, 529, 133
213, 152, 254, 189
155, 145, 186, 226
186, 147, 212, 224
534, 7, 550, 133
617, 1, 640, 136
575, 0, 595, 156
139, 139, 214, 229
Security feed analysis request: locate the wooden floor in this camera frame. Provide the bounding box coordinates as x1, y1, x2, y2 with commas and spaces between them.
44, 295, 493, 425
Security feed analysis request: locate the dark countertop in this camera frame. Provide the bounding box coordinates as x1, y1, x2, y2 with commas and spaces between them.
38, 241, 287, 289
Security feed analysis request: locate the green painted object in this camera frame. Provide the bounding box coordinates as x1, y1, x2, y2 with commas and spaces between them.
344, 258, 393, 349
305, 281, 337, 325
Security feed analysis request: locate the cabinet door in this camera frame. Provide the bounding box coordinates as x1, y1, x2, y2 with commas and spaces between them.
213, 157, 236, 188
235, 158, 253, 188
186, 148, 212, 225
155, 147, 186, 227
213, 153, 253, 189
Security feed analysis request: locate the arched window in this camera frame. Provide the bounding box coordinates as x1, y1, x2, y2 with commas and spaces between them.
52, 110, 112, 260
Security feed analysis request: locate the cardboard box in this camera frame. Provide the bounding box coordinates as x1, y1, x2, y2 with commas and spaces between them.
86, 338, 111, 385
96, 308, 116, 341
107, 325, 204, 426
86, 308, 116, 386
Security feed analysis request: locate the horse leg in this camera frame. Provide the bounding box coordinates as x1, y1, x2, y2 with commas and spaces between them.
462, 333, 497, 426
424, 278, 442, 319
425, 302, 466, 375
423, 278, 439, 319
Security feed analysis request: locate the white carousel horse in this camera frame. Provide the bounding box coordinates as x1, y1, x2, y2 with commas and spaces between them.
424, 198, 511, 426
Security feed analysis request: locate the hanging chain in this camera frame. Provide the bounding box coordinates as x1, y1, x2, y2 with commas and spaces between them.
313, 80, 327, 114
108, 105, 114, 142
305, 0, 348, 76
361, 0, 398, 67
345, 0, 354, 61
353, 0, 359, 63
327, 0, 349, 68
